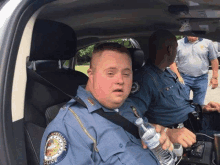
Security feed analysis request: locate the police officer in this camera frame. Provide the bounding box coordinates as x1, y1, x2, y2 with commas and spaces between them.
40, 43, 173, 165
170, 36, 218, 105
131, 29, 220, 148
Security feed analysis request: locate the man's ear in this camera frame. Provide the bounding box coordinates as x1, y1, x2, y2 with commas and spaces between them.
87, 68, 93, 77
167, 45, 172, 54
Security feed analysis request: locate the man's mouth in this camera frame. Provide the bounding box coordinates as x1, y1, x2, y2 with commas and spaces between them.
113, 89, 123, 93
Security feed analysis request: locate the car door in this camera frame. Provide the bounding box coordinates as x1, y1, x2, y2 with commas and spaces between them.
0, 1, 54, 164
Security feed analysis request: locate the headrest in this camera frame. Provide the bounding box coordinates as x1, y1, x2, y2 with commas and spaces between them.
29, 19, 77, 61
128, 48, 145, 71
27, 60, 59, 71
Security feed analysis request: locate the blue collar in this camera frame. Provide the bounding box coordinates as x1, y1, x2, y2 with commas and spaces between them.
76, 86, 116, 113
184, 37, 203, 43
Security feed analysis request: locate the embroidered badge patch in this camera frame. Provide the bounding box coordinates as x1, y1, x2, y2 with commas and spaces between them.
200, 45, 204, 50
44, 132, 68, 165
130, 82, 140, 94
130, 105, 140, 118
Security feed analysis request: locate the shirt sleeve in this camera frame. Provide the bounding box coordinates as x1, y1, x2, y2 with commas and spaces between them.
208, 40, 218, 60
40, 124, 95, 165
58, 132, 95, 165
218, 42, 220, 52
174, 41, 181, 63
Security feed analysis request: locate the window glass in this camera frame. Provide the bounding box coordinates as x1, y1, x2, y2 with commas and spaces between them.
75, 38, 134, 75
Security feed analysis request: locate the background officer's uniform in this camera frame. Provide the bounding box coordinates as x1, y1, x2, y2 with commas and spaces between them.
131, 60, 194, 127
131, 60, 220, 136
176, 37, 218, 105
40, 86, 159, 165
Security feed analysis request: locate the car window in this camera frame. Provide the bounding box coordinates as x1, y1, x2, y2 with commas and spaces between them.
63, 38, 136, 75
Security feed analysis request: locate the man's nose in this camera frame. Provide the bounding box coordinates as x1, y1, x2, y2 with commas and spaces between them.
117, 73, 124, 85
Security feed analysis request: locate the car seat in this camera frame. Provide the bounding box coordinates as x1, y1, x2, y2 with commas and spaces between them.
24, 19, 88, 165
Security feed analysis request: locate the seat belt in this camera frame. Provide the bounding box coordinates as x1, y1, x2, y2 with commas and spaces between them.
27, 68, 140, 139
94, 108, 140, 139
27, 68, 73, 98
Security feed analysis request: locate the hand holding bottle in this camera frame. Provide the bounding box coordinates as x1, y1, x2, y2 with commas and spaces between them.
135, 118, 176, 165
141, 124, 174, 151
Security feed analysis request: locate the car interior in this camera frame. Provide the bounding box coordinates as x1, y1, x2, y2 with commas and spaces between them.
23, 18, 146, 165
1, 0, 220, 164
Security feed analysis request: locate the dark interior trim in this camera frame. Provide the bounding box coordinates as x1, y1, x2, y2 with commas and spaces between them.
0, 0, 54, 164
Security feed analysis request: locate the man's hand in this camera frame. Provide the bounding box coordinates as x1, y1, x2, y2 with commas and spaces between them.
203, 101, 220, 113
155, 125, 173, 151
209, 78, 218, 89
166, 127, 196, 148
178, 76, 185, 85
141, 124, 173, 151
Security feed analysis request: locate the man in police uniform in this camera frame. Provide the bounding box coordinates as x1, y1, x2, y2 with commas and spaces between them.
170, 36, 219, 105
131, 29, 220, 148
40, 43, 173, 165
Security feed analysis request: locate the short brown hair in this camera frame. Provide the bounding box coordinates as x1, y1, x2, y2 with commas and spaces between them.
90, 42, 131, 69
93, 42, 130, 55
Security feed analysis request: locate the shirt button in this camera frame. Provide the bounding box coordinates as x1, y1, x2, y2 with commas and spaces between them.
119, 143, 123, 148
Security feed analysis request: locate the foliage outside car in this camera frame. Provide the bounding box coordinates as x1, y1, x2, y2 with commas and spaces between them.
77, 38, 133, 65
74, 39, 133, 75
75, 36, 184, 75
77, 37, 183, 65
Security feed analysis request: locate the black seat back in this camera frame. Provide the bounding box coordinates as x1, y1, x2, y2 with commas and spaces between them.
24, 19, 88, 165
128, 48, 145, 71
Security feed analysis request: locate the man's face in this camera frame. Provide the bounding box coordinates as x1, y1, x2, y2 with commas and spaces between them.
88, 50, 132, 109
167, 39, 178, 65
187, 36, 198, 43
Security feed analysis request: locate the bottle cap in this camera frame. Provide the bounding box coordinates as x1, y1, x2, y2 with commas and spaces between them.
135, 118, 143, 126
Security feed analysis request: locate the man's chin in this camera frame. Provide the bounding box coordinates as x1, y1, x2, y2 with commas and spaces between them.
112, 98, 125, 107
103, 102, 122, 109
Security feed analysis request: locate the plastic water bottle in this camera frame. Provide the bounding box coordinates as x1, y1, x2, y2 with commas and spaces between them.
135, 118, 176, 165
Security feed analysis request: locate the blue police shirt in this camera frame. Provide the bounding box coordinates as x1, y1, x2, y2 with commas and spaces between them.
131, 60, 195, 126
40, 86, 159, 165
175, 37, 218, 77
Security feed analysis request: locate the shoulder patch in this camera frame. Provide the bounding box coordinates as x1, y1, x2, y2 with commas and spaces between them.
200, 44, 204, 50
130, 81, 140, 94
44, 132, 68, 165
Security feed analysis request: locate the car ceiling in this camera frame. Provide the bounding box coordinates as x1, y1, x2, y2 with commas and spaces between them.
38, 0, 220, 49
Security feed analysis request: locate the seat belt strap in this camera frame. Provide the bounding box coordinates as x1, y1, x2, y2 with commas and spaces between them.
94, 108, 140, 139
27, 68, 73, 98
27, 68, 140, 139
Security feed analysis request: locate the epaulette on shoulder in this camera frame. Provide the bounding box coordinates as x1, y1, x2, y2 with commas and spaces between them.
61, 98, 77, 110
74, 96, 87, 108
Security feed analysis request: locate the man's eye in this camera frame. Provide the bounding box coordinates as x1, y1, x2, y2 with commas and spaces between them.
107, 72, 114, 75
123, 73, 130, 76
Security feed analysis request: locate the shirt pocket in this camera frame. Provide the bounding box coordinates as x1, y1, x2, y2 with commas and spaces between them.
124, 131, 142, 146
160, 85, 179, 107
96, 126, 131, 164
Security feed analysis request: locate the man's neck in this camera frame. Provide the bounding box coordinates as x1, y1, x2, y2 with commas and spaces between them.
188, 38, 198, 43
189, 40, 197, 43
154, 60, 166, 71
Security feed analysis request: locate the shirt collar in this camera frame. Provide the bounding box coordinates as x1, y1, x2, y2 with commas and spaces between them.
164, 68, 177, 78
76, 86, 116, 113
184, 37, 203, 43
